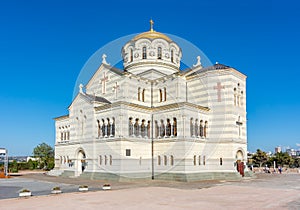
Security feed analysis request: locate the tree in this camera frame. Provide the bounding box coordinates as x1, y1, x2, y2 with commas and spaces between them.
269, 152, 294, 167
252, 149, 268, 167
33, 143, 54, 170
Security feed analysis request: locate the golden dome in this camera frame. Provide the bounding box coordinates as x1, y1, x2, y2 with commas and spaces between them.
132, 19, 172, 42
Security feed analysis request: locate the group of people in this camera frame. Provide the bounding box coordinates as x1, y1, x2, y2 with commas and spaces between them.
264, 165, 282, 174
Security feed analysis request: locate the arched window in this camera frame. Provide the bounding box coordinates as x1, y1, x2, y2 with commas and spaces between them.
166, 119, 171, 137
112, 117, 115, 136
129, 117, 133, 136
130, 48, 133, 62
141, 119, 146, 137
160, 119, 165, 137
170, 155, 174, 166
204, 121, 208, 138
195, 119, 199, 137
164, 155, 167, 165
157, 47, 162, 59
158, 155, 161, 165
155, 120, 159, 138
134, 118, 140, 136
193, 155, 196, 166
173, 118, 177, 137
142, 46, 147, 59
97, 120, 101, 138
147, 120, 151, 138
101, 119, 106, 137
67, 131, 70, 140
142, 89, 145, 102
171, 49, 174, 63
99, 155, 102, 166
138, 87, 141, 101
220, 158, 223, 166
234, 88, 237, 106
240, 91, 243, 106
164, 87, 167, 101
110, 155, 112, 165
190, 118, 194, 137
200, 120, 204, 137
198, 155, 201, 165
104, 155, 107, 165
203, 155, 206, 165
60, 132, 63, 141
159, 89, 162, 102
107, 118, 111, 137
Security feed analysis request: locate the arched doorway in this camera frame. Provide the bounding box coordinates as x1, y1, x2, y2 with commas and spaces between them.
236, 150, 245, 177
76, 149, 86, 177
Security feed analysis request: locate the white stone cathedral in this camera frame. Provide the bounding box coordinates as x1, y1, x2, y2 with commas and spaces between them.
53, 21, 249, 181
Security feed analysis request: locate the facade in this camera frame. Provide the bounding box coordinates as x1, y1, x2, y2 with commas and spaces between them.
53, 22, 248, 181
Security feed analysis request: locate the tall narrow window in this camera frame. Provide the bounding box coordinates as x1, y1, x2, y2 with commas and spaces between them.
198, 155, 201, 165
99, 155, 102, 166
104, 155, 107, 165
142, 46, 147, 59
142, 89, 145, 102
129, 117, 133, 136
203, 155, 206, 165
159, 89, 162, 102
164, 87, 167, 101
220, 158, 223, 166
158, 155, 161, 165
110, 155, 112, 165
166, 119, 171, 137
234, 88, 237, 106
112, 118, 115, 136
193, 155, 196, 165
157, 47, 162, 59
164, 155, 167, 165
204, 121, 208, 138
130, 48, 133, 62
171, 49, 174, 63
138, 87, 141, 101
200, 120, 204, 137
190, 118, 194, 137
241, 91, 243, 106
134, 119, 139, 136
170, 155, 174, 166
173, 118, 177, 137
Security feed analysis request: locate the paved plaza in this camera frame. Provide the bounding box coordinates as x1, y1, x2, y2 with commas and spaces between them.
0, 172, 299, 209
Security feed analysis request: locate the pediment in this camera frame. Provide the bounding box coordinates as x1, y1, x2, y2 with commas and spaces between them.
136, 69, 168, 80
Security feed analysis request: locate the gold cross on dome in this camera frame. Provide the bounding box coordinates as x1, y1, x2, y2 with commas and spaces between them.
150, 19, 154, 31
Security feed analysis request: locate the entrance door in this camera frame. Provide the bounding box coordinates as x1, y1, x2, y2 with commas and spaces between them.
236, 150, 245, 177
76, 150, 86, 176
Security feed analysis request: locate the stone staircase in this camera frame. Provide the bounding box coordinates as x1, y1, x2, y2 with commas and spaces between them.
47, 169, 64, 176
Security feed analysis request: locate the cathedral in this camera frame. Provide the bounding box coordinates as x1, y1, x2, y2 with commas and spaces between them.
53, 21, 249, 181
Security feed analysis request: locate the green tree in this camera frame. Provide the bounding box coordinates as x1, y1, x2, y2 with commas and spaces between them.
33, 143, 54, 170
270, 152, 294, 167
252, 149, 268, 167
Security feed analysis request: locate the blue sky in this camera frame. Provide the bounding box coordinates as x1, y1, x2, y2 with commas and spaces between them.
1, 0, 299, 155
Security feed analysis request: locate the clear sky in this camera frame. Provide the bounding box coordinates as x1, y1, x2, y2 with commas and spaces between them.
1, 0, 300, 156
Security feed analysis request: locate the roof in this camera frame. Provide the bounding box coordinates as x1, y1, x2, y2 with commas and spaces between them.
184, 63, 233, 78
85, 94, 111, 104
132, 30, 172, 42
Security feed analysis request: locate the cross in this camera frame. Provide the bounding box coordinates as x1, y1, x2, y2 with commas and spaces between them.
76, 110, 86, 136
112, 82, 120, 99
214, 82, 225, 102
101, 72, 110, 94
150, 19, 154, 31
236, 117, 243, 137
